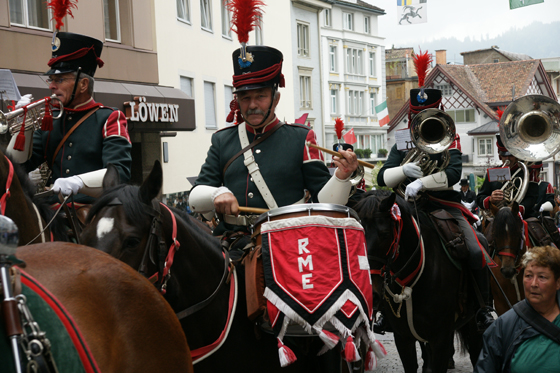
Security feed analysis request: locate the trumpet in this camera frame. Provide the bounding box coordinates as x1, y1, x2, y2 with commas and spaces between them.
0, 95, 64, 136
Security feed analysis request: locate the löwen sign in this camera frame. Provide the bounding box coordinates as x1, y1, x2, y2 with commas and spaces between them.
124, 97, 179, 123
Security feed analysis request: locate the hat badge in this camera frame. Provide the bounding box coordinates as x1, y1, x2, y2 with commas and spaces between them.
52, 36, 61, 52
238, 43, 254, 68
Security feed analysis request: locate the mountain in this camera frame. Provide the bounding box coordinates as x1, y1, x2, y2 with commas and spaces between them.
394, 21, 560, 64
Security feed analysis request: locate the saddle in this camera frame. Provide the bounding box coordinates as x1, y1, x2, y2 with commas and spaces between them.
525, 217, 553, 247
541, 215, 560, 248
429, 209, 469, 262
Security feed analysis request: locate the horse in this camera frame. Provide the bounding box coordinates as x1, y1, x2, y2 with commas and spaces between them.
79, 161, 345, 373
481, 203, 526, 315
353, 190, 482, 373
5, 242, 194, 373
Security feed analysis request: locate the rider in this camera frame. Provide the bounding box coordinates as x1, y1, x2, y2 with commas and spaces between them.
6, 32, 132, 206
460, 178, 478, 215
376, 87, 495, 332
476, 135, 555, 219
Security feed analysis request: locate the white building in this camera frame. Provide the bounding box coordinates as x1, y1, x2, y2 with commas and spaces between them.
154, 0, 295, 196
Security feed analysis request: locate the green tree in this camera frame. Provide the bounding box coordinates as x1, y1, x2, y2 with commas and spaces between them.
370, 161, 392, 191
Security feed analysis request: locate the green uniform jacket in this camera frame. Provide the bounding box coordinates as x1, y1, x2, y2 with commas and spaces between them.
377, 143, 463, 203
25, 99, 132, 204
476, 165, 555, 219
194, 119, 332, 235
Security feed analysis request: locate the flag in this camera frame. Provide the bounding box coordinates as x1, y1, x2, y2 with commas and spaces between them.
295, 113, 308, 124
509, 0, 544, 9
343, 128, 357, 145
375, 101, 390, 127
398, 0, 427, 25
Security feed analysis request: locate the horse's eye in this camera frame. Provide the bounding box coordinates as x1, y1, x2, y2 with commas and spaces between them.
123, 237, 141, 251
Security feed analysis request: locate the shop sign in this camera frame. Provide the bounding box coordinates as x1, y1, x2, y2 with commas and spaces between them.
124, 97, 179, 123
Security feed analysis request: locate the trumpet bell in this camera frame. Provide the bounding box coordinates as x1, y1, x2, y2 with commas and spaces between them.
500, 95, 560, 162
410, 108, 456, 154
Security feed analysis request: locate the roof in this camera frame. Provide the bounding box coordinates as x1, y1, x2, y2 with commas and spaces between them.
326, 0, 385, 14
460, 46, 532, 61
385, 47, 414, 60
467, 120, 499, 135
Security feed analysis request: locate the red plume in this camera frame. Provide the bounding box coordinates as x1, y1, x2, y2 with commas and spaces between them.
496, 106, 505, 121
226, 0, 266, 44
335, 117, 344, 140
47, 0, 78, 31
412, 49, 433, 88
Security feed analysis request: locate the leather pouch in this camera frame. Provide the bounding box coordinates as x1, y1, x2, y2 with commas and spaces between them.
526, 217, 552, 247
429, 209, 469, 261
243, 245, 267, 320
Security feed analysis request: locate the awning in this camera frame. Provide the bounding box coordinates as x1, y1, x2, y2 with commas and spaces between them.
12, 72, 196, 132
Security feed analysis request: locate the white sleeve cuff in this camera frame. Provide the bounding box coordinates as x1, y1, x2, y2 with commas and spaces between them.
382, 166, 407, 188
419, 171, 449, 190
318, 173, 352, 205
211, 186, 233, 202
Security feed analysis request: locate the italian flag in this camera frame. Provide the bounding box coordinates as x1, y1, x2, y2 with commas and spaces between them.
375, 101, 390, 127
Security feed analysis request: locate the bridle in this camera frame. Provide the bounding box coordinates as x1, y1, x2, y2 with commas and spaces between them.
106, 197, 232, 320
493, 209, 526, 270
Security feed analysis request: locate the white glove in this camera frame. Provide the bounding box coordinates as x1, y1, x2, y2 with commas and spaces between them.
52, 176, 84, 196
405, 179, 424, 201
28, 168, 42, 187
462, 201, 473, 210
402, 162, 423, 179
15, 94, 33, 109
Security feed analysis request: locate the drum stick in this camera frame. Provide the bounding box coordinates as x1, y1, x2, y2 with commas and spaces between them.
238, 206, 269, 215
306, 142, 376, 169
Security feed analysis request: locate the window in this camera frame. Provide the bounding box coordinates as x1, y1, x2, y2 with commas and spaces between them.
200, 0, 212, 31
343, 12, 353, 30
357, 134, 384, 153
224, 85, 233, 120
297, 23, 309, 57
9, 0, 51, 30
330, 89, 338, 114
329, 46, 337, 72
369, 52, 376, 76
348, 90, 364, 115
364, 16, 370, 34
177, 0, 190, 23
478, 138, 493, 156
449, 108, 475, 123
180, 76, 193, 97
255, 13, 263, 45
104, 0, 120, 42
369, 92, 377, 115
299, 76, 312, 109
493, 59, 499, 63
435, 84, 453, 97
324, 9, 331, 27
221, 2, 231, 37
204, 81, 217, 129
346, 48, 363, 75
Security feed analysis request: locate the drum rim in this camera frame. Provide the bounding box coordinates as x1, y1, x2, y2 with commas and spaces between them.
254, 203, 359, 226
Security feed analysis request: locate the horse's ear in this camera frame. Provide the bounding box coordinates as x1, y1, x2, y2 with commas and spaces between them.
102, 164, 120, 190
139, 160, 163, 204
489, 202, 499, 216
379, 192, 397, 212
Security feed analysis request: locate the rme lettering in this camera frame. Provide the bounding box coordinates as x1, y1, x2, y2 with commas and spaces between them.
298, 237, 314, 290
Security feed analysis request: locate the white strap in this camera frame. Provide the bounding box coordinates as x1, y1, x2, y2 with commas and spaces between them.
238, 124, 278, 209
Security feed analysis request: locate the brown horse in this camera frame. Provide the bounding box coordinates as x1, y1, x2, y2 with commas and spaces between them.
481, 203, 526, 315
13, 242, 194, 373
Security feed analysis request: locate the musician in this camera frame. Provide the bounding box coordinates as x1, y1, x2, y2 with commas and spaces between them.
460, 178, 478, 215
376, 88, 495, 332
6, 32, 131, 205
189, 45, 358, 237
476, 136, 555, 219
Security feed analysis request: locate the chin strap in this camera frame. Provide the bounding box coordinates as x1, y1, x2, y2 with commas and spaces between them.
67, 67, 82, 108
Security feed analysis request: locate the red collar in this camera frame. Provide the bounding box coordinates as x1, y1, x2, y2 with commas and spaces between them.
64, 98, 103, 113
244, 117, 280, 135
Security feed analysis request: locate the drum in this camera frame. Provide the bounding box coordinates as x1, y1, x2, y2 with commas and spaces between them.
252, 203, 360, 245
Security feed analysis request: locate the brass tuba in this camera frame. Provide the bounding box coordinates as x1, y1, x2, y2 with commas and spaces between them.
498, 95, 560, 204
0, 95, 64, 136
396, 108, 456, 198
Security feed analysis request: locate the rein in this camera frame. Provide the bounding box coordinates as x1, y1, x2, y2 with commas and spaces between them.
0, 155, 14, 215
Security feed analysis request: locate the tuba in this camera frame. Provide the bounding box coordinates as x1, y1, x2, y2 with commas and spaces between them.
498, 95, 560, 204
396, 108, 456, 198
0, 95, 64, 136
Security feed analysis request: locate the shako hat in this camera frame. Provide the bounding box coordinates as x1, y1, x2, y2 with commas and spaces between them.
496, 135, 512, 156
231, 45, 284, 93
46, 32, 104, 77
409, 49, 442, 123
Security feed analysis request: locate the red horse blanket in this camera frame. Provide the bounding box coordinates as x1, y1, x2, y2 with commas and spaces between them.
260, 215, 386, 369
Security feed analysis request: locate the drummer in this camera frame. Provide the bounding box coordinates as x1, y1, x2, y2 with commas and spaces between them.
189, 44, 359, 243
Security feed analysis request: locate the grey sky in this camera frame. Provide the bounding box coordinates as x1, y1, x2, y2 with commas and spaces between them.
366, 0, 559, 48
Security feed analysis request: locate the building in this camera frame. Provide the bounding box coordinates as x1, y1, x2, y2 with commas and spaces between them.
541, 57, 560, 101
460, 46, 532, 65
318, 0, 387, 168
385, 47, 417, 120
0, 0, 195, 186
385, 59, 558, 186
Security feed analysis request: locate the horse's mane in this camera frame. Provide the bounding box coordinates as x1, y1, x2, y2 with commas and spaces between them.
353, 189, 412, 219
493, 206, 522, 245
87, 184, 221, 251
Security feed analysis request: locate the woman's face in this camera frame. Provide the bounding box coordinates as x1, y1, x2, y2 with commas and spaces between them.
523, 262, 560, 310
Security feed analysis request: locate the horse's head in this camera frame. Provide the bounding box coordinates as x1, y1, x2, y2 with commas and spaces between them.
80, 161, 163, 271
492, 202, 524, 279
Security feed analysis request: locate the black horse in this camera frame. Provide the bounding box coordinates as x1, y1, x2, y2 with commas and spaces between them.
353, 190, 482, 373
79, 161, 345, 373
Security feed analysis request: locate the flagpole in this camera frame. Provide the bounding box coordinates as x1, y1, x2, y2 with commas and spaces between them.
306, 142, 376, 169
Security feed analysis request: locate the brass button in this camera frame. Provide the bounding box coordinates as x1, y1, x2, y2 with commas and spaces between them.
248, 192, 254, 198
256, 149, 261, 154
67, 155, 72, 160
250, 177, 254, 182
65, 169, 70, 174
69, 143, 73, 147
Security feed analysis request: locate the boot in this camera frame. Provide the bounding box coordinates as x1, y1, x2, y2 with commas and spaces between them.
373, 311, 392, 334
473, 268, 495, 331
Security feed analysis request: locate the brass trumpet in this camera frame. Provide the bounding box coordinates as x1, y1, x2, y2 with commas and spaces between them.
0, 95, 64, 136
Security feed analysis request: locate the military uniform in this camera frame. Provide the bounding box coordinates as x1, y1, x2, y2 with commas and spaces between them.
25, 98, 131, 204
195, 118, 331, 235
